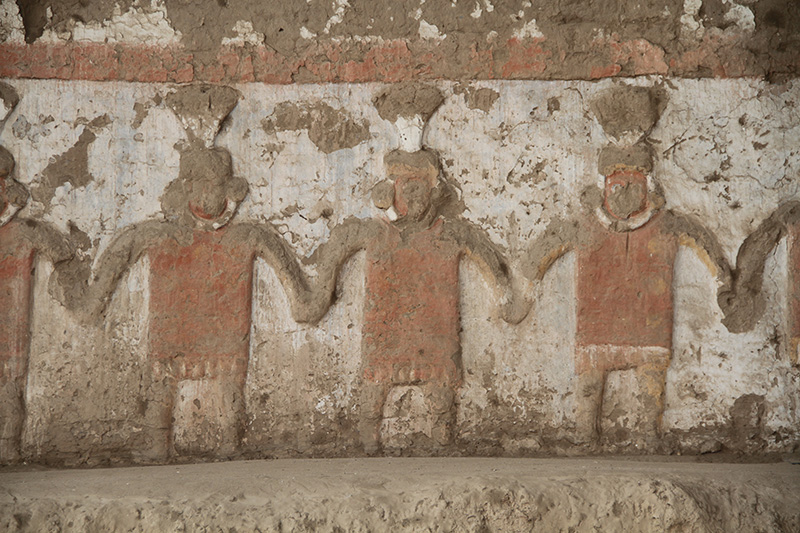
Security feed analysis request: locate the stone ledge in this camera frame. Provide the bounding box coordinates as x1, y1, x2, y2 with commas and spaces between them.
1, 457, 798, 532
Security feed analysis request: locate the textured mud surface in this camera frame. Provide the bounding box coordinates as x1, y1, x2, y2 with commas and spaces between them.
262, 101, 370, 154
1, 0, 798, 82
1, 458, 799, 532
1, 78, 798, 465
31, 114, 110, 210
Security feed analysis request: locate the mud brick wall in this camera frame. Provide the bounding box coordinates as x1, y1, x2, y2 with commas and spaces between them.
0, 0, 798, 465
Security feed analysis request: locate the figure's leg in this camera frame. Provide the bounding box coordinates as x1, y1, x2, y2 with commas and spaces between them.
421, 381, 456, 447
138, 369, 175, 462
171, 376, 244, 458
0, 378, 23, 462
634, 361, 669, 444
358, 380, 388, 455
230, 369, 248, 453
574, 369, 605, 446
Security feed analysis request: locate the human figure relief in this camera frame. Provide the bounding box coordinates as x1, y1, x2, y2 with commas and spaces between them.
56, 85, 318, 459
0, 83, 75, 462
525, 86, 730, 448
306, 85, 526, 454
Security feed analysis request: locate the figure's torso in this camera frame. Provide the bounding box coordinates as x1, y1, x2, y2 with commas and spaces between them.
148, 228, 253, 378
576, 214, 678, 349
0, 222, 35, 381
362, 219, 462, 385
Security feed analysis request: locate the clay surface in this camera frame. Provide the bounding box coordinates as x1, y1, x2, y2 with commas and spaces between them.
165, 84, 239, 146
31, 114, 110, 210
1, 458, 799, 532
590, 86, 667, 141
2, 0, 799, 82
598, 145, 654, 175
51, 83, 323, 461
719, 201, 800, 333
306, 139, 523, 453
0, 0, 798, 488
262, 101, 370, 154
0, 79, 78, 464
454, 85, 500, 113
373, 83, 446, 122
522, 85, 740, 450
0, 78, 797, 465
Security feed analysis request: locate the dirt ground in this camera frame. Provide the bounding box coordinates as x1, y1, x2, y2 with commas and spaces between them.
1, 456, 799, 532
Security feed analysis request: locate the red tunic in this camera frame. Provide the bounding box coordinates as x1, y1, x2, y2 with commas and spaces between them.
362, 219, 462, 386
0, 222, 35, 382
576, 213, 678, 351
148, 228, 254, 381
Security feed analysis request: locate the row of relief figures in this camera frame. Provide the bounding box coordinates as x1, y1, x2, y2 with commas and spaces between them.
0, 79, 798, 464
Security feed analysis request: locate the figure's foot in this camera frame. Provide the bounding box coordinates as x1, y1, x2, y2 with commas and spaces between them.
358, 419, 382, 456
570, 423, 600, 451
363, 439, 381, 456
134, 430, 172, 464
0, 438, 20, 464
361, 431, 383, 456
430, 424, 453, 447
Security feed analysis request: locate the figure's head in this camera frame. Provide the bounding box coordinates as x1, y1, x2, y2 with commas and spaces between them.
161, 146, 248, 229
183, 148, 233, 220
380, 149, 441, 223
603, 169, 649, 220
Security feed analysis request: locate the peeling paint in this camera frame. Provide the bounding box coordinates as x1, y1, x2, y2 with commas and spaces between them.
38, 0, 181, 45
0, 78, 797, 464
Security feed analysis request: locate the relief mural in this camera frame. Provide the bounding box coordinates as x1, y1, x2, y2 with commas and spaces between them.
52, 84, 322, 460
0, 79, 797, 464
306, 85, 526, 454
525, 86, 731, 449
0, 82, 77, 462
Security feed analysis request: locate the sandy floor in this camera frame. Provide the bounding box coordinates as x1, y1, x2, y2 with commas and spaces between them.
2, 457, 799, 532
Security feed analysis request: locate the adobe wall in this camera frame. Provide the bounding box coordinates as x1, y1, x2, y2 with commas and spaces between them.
0, 0, 798, 466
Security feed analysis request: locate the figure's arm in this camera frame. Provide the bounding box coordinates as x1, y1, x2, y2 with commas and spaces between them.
715, 201, 800, 333
661, 210, 733, 286
16, 219, 74, 265
522, 218, 580, 282
302, 217, 378, 322
231, 222, 321, 324
16, 219, 84, 313
53, 221, 178, 323
448, 221, 529, 324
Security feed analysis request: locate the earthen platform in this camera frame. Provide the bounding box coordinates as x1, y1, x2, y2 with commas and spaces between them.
2, 457, 799, 532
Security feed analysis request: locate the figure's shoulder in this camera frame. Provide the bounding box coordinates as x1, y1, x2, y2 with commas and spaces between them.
0, 219, 34, 251
332, 216, 387, 243
436, 218, 502, 257
103, 219, 188, 255
435, 216, 471, 244
656, 209, 704, 240
224, 221, 280, 241
0, 218, 23, 235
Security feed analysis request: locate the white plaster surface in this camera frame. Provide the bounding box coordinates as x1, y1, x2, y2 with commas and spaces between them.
0, 77, 798, 459
221, 20, 266, 47
38, 0, 182, 44
0, 0, 24, 45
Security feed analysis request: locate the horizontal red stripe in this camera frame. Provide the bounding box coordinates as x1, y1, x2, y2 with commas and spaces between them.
0, 33, 795, 83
